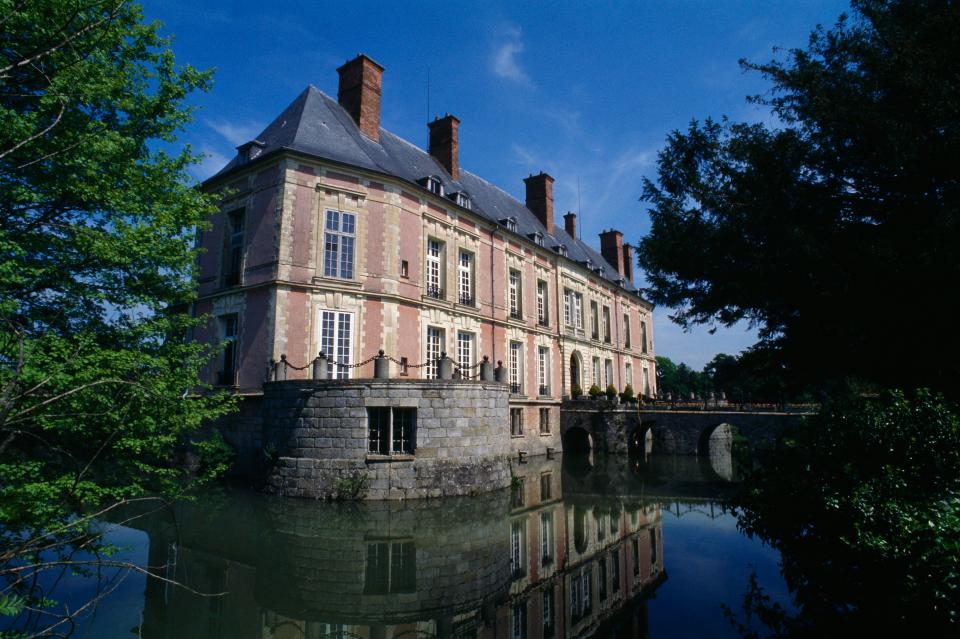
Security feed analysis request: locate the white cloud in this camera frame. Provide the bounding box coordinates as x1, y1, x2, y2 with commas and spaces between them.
190, 147, 231, 181
491, 25, 530, 84
204, 118, 264, 146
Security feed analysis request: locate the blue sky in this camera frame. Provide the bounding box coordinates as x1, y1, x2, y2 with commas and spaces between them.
143, 0, 850, 369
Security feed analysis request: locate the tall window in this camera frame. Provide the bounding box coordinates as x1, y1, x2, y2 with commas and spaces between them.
592, 357, 601, 386
641, 320, 648, 354
625, 363, 633, 388
623, 313, 632, 348
536, 280, 548, 325
543, 588, 555, 638
643, 367, 651, 397
511, 520, 527, 577
323, 210, 355, 279
364, 540, 415, 594
539, 407, 551, 434
590, 301, 599, 340
538, 346, 549, 396
508, 269, 522, 319
541, 512, 554, 564
563, 289, 573, 327
612, 551, 621, 594
218, 314, 238, 385
604, 359, 614, 388
511, 408, 524, 436
426, 239, 443, 299
320, 310, 353, 379
367, 407, 416, 455
456, 331, 474, 374
458, 250, 474, 305
426, 327, 443, 379
574, 293, 583, 329
223, 209, 245, 286
602, 306, 611, 343
511, 602, 527, 639
509, 341, 523, 394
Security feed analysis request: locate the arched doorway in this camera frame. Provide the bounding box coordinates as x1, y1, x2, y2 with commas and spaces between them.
570, 351, 583, 392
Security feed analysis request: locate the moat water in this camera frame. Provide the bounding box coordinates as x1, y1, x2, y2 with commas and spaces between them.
10, 453, 793, 638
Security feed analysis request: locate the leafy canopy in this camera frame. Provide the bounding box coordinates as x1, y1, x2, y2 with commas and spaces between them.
637, 0, 960, 393
0, 0, 233, 531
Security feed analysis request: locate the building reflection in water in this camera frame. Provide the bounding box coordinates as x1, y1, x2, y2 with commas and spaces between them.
127, 451, 730, 639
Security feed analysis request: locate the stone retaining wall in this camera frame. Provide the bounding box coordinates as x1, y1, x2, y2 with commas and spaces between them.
262, 379, 512, 500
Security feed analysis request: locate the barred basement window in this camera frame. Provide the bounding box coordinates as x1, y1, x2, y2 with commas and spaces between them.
367, 407, 416, 455
510, 407, 524, 436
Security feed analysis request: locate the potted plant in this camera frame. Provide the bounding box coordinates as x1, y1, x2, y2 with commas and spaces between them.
571, 384, 583, 399
620, 384, 635, 404
588, 384, 602, 399
605, 384, 618, 401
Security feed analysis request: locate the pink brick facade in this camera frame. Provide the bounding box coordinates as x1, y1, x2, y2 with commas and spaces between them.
192, 55, 656, 451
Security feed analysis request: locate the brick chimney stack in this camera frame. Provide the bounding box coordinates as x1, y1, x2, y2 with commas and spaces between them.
428, 114, 460, 180
599, 229, 625, 276
524, 172, 554, 235
337, 54, 384, 142
563, 212, 577, 239
622, 242, 635, 284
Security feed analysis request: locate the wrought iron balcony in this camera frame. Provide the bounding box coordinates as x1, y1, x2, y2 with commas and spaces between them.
458, 292, 475, 306
539, 385, 550, 397
426, 285, 444, 300
509, 309, 522, 320
538, 317, 549, 327
510, 383, 522, 394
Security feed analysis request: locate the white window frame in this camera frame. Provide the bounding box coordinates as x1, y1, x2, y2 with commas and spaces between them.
426, 238, 443, 298
623, 313, 632, 348
563, 289, 573, 327
509, 341, 523, 394
604, 359, 613, 389
508, 269, 521, 318
456, 331, 475, 373
541, 511, 554, 563
426, 326, 444, 379
458, 249, 473, 305
319, 309, 354, 379
592, 357, 601, 386
574, 293, 583, 329
323, 210, 356, 279
625, 362, 633, 387
538, 346, 549, 396
536, 280, 548, 325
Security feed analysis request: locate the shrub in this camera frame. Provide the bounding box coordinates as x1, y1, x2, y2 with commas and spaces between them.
605, 384, 618, 400
571, 384, 583, 398
621, 384, 635, 403
588, 384, 602, 398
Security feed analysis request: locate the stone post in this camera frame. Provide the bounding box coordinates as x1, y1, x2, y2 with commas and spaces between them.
278, 354, 289, 381
438, 351, 453, 380
480, 356, 493, 381
313, 352, 328, 380
374, 350, 389, 379
494, 360, 507, 383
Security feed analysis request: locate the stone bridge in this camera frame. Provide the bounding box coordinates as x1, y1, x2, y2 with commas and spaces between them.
560, 401, 814, 459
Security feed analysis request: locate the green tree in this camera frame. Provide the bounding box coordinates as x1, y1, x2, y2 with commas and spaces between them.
637, 0, 960, 394
729, 390, 960, 635
0, 1, 233, 630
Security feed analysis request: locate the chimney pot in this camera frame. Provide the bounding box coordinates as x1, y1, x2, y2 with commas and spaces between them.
428, 114, 460, 180
524, 172, 555, 236
599, 229, 625, 277
563, 212, 577, 239
337, 53, 384, 142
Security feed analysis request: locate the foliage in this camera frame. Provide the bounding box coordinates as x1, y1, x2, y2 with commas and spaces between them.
637, 0, 960, 394
571, 384, 583, 398
730, 390, 960, 636
655, 355, 710, 399
620, 384, 635, 403
332, 470, 370, 501
588, 384, 602, 399
0, 0, 234, 632
604, 384, 617, 400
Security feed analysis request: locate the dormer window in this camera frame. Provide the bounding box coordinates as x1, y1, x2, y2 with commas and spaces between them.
552, 244, 568, 257
420, 176, 444, 197
616, 277, 626, 288
583, 258, 593, 269
500, 217, 518, 233
454, 191, 471, 209
528, 232, 544, 247
596, 266, 605, 277
236, 140, 265, 165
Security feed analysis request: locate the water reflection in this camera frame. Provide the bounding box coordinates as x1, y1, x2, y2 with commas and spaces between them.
126, 453, 733, 639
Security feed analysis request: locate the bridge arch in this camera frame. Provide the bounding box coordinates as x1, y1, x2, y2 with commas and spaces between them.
698, 423, 735, 481
628, 423, 654, 457
563, 426, 593, 453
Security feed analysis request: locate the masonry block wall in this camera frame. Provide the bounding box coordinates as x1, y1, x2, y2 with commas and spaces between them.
261, 380, 512, 500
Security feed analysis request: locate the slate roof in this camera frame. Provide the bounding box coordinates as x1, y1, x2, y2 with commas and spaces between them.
208, 85, 646, 300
